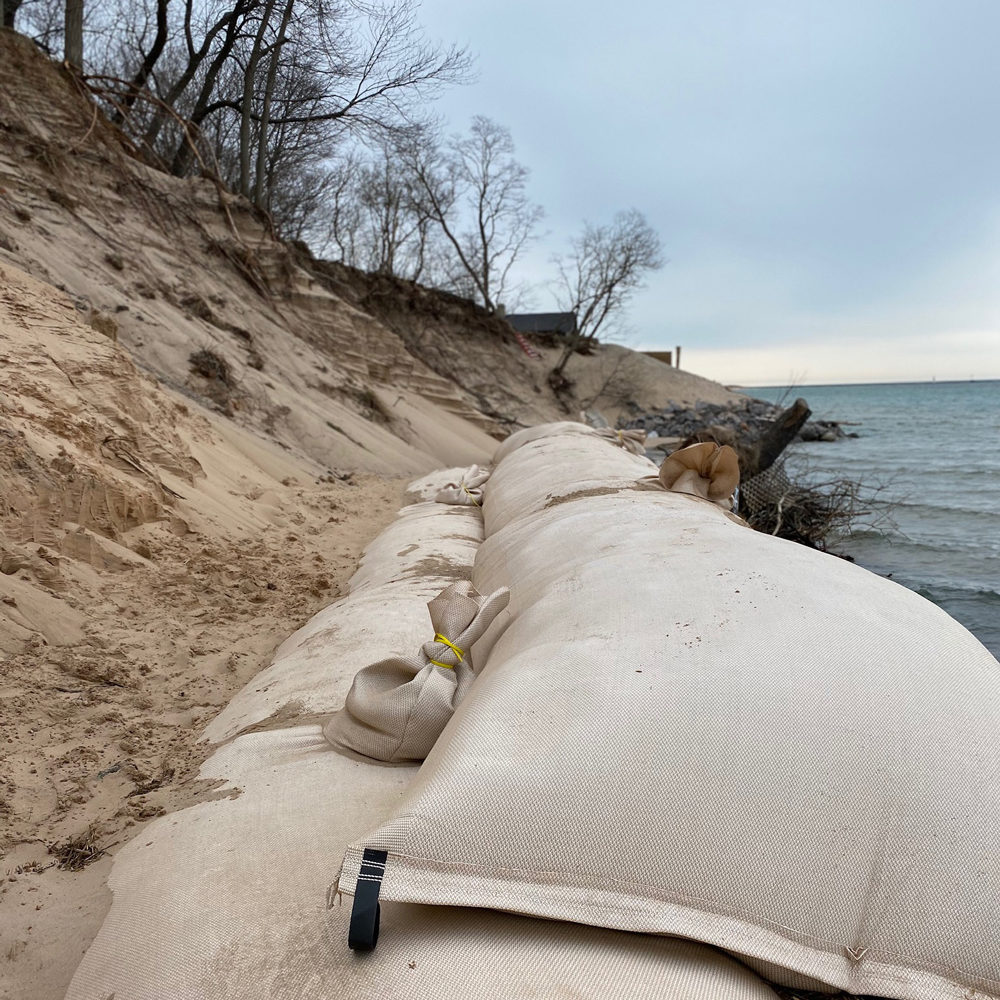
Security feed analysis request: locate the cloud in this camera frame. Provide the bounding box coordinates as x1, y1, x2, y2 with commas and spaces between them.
684, 329, 1000, 386
419, 0, 1000, 383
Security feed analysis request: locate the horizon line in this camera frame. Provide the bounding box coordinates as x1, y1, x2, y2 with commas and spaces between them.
732, 376, 1000, 390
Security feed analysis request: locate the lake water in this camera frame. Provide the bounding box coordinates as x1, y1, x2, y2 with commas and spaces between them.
746, 380, 1000, 661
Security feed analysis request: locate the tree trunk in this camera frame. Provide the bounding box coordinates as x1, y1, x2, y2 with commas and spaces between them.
550, 326, 591, 380
111, 0, 171, 124
2, 0, 24, 29
252, 0, 293, 207
64, 0, 83, 70
742, 397, 811, 479
169, 5, 249, 175
239, 0, 276, 197
142, 0, 224, 153
550, 340, 575, 380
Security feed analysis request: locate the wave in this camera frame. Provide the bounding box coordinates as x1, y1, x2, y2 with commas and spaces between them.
910, 582, 1000, 660
841, 529, 1000, 559
789, 459, 1000, 485
915, 582, 1000, 605
886, 491, 1000, 520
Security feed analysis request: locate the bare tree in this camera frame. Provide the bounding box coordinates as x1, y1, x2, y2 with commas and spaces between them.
237, 0, 277, 196
311, 150, 364, 260
550, 209, 664, 381
6, 0, 67, 53
136, 1, 255, 154
250, 0, 293, 203
302, 143, 440, 281
167, 0, 259, 175
13, 0, 473, 247
157, 1, 471, 186
407, 116, 542, 312
354, 148, 445, 278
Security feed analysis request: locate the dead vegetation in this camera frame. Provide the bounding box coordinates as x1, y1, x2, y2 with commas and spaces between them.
7, 859, 53, 875
739, 459, 895, 551
48, 826, 110, 872
188, 348, 233, 386
187, 347, 244, 414
350, 386, 393, 424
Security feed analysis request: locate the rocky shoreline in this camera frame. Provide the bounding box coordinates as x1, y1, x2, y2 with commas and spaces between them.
620, 395, 857, 465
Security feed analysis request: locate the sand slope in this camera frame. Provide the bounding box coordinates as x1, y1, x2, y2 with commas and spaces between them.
0, 263, 405, 999
0, 31, 736, 467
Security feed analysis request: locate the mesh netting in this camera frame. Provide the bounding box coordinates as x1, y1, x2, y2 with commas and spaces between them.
739, 459, 792, 518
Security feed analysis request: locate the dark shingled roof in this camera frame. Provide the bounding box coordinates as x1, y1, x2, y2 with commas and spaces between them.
506, 312, 578, 335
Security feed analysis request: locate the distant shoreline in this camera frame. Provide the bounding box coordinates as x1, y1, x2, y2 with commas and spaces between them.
741, 377, 1000, 391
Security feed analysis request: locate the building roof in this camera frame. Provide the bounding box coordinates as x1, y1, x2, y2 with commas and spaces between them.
506, 312, 578, 335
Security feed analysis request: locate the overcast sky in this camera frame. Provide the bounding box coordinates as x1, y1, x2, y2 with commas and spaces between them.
415, 0, 1000, 385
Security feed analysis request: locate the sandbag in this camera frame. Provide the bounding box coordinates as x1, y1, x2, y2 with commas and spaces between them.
658, 441, 740, 509
68, 462, 782, 999
492, 420, 608, 463
67, 725, 779, 1000
434, 464, 490, 506
339, 426, 1000, 1000
595, 426, 648, 454
404, 466, 483, 502
484, 431, 657, 536
324, 581, 510, 763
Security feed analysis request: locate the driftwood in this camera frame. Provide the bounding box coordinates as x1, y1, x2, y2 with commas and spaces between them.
740, 397, 811, 479
681, 398, 812, 481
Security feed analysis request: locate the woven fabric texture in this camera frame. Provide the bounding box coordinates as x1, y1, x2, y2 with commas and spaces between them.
67, 725, 778, 1000
325, 581, 510, 762
485, 432, 657, 536
492, 419, 616, 463
340, 425, 1000, 1000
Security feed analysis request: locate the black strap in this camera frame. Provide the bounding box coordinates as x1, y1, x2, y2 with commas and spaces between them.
348, 848, 388, 951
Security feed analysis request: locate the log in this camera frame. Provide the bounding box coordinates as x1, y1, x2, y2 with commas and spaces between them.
742, 397, 811, 479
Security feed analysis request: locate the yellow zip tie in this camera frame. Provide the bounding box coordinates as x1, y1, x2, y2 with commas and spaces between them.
434, 633, 464, 660
462, 485, 481, 507
429, 633, 464, 669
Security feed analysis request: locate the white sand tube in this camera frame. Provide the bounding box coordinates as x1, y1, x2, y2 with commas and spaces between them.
203, 497, 483, 743
67, 726, 777, 1000
66, 467, 778, 1000
338, 424, 1000, 1000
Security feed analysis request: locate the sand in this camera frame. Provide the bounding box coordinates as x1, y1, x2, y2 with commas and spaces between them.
0, 263, 407, 999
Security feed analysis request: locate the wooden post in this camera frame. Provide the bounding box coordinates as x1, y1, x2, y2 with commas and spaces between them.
675, 345, 681, 369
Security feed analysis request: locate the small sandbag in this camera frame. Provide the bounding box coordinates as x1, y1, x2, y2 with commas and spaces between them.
596, 427, 648, 455
658, 441, 739, 508
324, 580, 509, 763
435, 464, 491, 506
